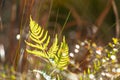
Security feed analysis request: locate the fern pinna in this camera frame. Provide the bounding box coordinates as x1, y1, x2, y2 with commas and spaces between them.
25, 16, 69, 70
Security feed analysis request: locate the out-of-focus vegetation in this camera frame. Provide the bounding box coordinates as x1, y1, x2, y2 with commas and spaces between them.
0, 0, 120, 80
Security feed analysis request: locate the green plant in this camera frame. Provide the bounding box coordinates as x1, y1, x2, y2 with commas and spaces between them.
25, 16, 70, 79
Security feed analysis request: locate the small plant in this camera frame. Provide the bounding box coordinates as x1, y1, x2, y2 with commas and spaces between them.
25, 16, 70, 79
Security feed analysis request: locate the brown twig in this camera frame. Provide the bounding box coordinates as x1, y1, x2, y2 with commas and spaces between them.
18, 0, 35, 72
112, 0, 120, 38
95, 0, 113, 27
66, 5, 88, 27
93, 0, 113, 39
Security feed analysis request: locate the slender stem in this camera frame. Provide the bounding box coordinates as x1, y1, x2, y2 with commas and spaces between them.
112, 0, 120, 38
45, 0, 53, 28
50, 69, 57, 76
53, 8, 59, 36
59, 11, 71, 39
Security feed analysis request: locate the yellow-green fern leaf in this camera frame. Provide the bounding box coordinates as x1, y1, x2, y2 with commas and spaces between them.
48, 35, 58, 58
55, 36, 69, 70
25, 16, 50, 58
25, 16, 70, 70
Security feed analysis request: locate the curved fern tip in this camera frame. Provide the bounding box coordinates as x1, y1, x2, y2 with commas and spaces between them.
30, 15, 32, 21
63, 36, 66, 42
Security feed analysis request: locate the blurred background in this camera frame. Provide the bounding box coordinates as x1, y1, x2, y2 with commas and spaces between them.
0, 0, 120, 73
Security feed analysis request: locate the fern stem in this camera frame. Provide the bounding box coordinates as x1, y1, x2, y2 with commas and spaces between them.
49, 69, 57, 76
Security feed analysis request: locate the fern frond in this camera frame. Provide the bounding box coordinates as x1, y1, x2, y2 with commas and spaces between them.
55, 36, 69, 70
25, 16, 70, 70
48, 35, 58, 58
25, 16, 50, 58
